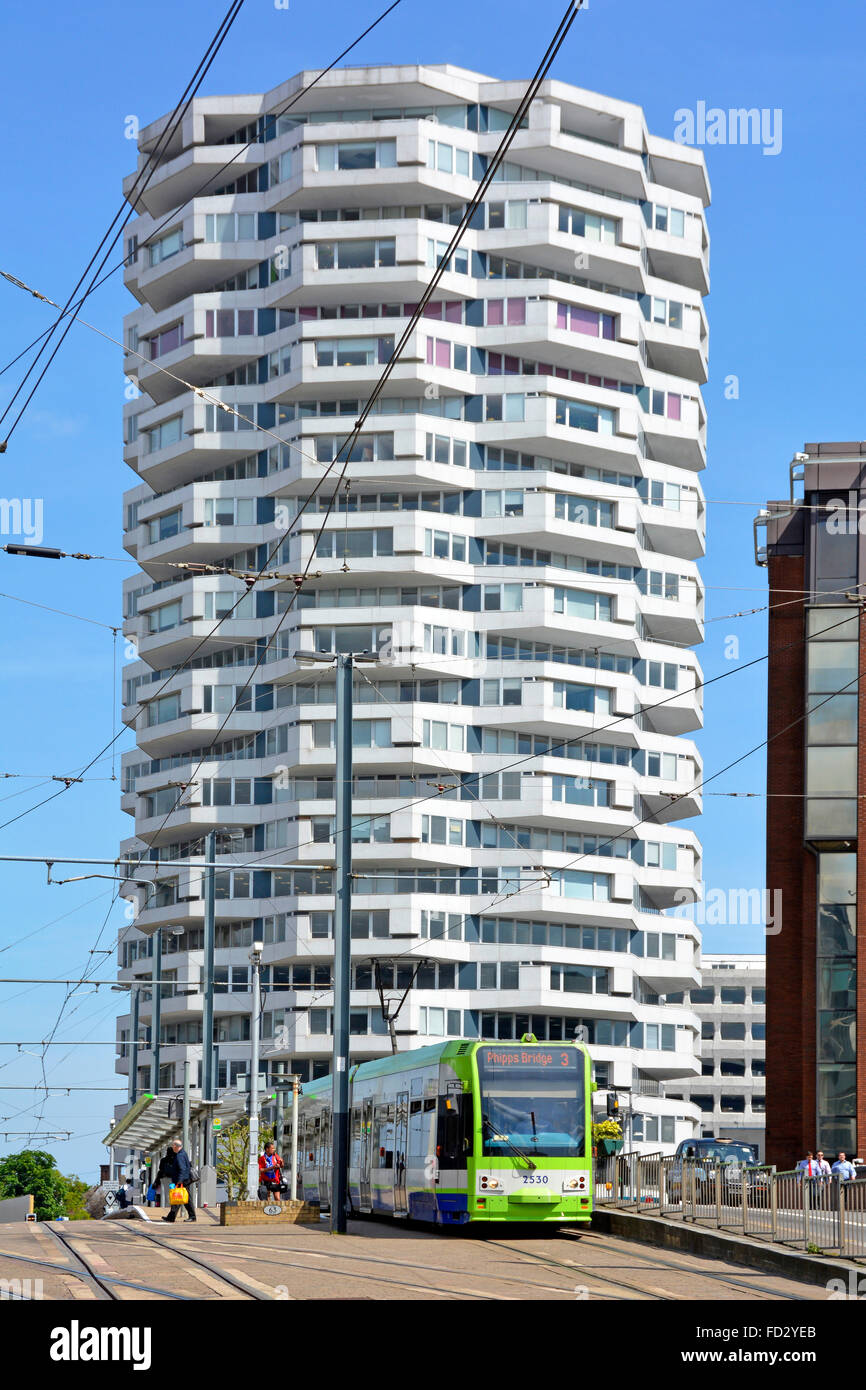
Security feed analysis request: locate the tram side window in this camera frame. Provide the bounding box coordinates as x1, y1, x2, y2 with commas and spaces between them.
408, 1099, 425, 1160
375, 1103, 395, 1168
436, 1095, 471, 1168
350, 1107, 362, 1166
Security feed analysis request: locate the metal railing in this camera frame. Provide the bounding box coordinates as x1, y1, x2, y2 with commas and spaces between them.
593, 1152, 866, 1261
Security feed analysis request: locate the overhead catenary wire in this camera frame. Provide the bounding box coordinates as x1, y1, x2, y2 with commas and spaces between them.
104, 3, 589, 912
12, 2, 588, 1123
0, 0, 405, 388
4, 6, 426, 1129
0, 0, 247, 450
3, 594, 853, 880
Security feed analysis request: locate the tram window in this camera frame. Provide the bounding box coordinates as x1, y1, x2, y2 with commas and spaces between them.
375, 1103, 395, 1167
436, 1097, 469, 1168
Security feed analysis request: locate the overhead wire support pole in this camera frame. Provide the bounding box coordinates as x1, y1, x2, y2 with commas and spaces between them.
202, 830, 217, 1106
150, 929, 162, 1096
128, 981, 140, 1108
332, 652, 354, 1235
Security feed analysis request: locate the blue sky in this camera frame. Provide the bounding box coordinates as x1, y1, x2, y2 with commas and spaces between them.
0, 0, 863, 1179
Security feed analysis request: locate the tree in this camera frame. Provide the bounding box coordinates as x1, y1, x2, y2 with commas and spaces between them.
216, 1119, 274, 1201
0, 1149, 67, 1221
60, 1174, 91, 1221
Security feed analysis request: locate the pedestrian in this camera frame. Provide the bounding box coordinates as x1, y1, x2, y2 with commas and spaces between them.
161, 1138, 197, 1223
258, 1141, 287, 1201
832, 1151, 857, 1181
155, 1146, 174, 1210
797, 1150, 817, 1180
115, 1178, 132, 1210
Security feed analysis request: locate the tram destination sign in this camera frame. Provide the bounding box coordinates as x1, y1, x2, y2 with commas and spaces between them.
479, 1046, 579, 1070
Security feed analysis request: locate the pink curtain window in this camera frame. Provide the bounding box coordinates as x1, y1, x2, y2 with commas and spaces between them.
506, 298, 525, 325
504, 355, 519, 375
488, 352, 502, 375
538, 362, 553, 376
426, 338, 434, 365
298, 306, 317, 319
556, 303, 568, 330
571, 307, 600, 337
435, 339, 451, 368
666, 394, 682, 421
237, 310, 255, 335
445, 301, 462, 323
205, 311, 215, 338
487, 300, 504, 325
404, 303, 419, 317
423, 302, 443, 319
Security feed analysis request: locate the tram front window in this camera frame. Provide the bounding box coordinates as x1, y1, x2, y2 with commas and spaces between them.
476, 1044, 585, 1159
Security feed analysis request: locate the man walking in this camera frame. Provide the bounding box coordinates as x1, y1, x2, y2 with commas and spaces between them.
832, 1151, 857, 1181
161, 1138, 197, 1223
797, 1150, 816, 1180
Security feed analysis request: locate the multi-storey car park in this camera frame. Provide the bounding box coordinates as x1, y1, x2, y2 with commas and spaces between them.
114, 64, 710, 1157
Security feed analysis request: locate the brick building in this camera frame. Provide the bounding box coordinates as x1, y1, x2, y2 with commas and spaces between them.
756, 442, 866, 1167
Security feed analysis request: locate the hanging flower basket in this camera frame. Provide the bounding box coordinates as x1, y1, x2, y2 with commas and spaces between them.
596, 1137, 624, 1157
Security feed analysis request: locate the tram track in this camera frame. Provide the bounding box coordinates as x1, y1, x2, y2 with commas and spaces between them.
48, 1224, 575, 1300
0, 1218, 827, 1302
0, 1223, 268, 1302
556, 1229, 817, 1301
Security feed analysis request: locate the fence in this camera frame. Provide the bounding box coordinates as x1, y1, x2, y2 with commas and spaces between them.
593, 1152, 866, 1261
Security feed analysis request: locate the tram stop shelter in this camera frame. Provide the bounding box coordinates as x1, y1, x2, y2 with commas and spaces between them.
103, 1090, 249, 1207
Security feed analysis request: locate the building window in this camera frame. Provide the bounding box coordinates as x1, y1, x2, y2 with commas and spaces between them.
720, 1059, 745, 1077
720, 1095, 746, 1113
720, 987, 745, 1005
720, 1023, 746, 1041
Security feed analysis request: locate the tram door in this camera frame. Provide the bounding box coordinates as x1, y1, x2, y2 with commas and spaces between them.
319, 1110, 331, 1210
360, 1097, 373, 1210
394, 1092, 409, 1216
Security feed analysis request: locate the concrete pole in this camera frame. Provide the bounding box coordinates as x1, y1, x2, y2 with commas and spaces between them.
201, 829, 216, 1104
246, 941, 263, 1197
149, 929, 162, 1094
331, 652, 353, 1234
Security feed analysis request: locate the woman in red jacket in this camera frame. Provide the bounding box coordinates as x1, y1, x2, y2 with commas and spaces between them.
258, 1141, 287, 1201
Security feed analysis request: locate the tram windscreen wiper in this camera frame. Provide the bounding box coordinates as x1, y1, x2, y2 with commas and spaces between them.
482, 1114, 537, 1171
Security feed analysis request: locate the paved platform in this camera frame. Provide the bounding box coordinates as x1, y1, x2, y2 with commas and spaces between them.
0, 1215, 836, 1301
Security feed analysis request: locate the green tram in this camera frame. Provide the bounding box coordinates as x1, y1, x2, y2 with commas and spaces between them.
294, 1036, 594, 1226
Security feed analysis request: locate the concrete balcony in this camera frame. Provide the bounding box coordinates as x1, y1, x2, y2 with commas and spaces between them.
641, 312, 708, 384
508, 118, 649, 203
638, 497, 706, 562
637, 583, 703, 648
644, 222, 709, 296
642, 397, 706, 472
123, 142, 266, 221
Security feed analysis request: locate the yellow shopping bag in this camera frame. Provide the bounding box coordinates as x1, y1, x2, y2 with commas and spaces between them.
169, 1184, 188, 1205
